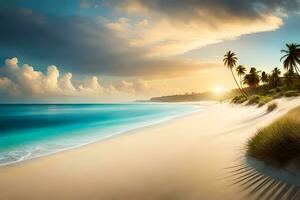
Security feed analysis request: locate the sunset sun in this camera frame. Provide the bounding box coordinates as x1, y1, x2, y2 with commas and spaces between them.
213, 85, 226, 95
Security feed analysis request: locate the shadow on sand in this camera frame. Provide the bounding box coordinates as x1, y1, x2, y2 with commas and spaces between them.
223, 156, 300, 200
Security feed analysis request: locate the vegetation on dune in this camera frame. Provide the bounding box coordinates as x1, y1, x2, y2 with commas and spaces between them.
243, 95, 272, 107
247, 106, 300, 168
149, 43, 300, 103
284, 90, 300, 97
258, 96, 272, 107
246, 95, 261, 105
231, 95, 247, 104
267, 102, 278, 112
224, 43, 300, 107
227, 44, 300, 170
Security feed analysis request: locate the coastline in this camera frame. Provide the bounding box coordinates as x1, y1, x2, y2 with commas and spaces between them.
1, 105, 203, 167
0, 98, 300, 200
0, 103, 204, 167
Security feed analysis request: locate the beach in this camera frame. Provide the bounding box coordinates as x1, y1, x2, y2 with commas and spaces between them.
0, 99, 300, 200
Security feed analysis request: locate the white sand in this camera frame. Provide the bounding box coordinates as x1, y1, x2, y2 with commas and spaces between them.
0, 98, 299, 200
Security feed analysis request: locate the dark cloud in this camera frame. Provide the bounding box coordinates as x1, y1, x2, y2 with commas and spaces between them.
116, 0, 300, 20
0, 8, 214, 77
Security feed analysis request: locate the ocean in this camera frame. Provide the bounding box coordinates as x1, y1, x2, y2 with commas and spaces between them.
0, 103, 200, 166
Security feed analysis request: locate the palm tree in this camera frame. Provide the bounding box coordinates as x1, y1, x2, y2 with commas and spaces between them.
261, 71, 269, 85
270, 67, 281, 88
243, 67, 261, 88
284, 69, 295, 88
280, 43, 300, 80
223, 51, 246, 97
236, 65, 248, 96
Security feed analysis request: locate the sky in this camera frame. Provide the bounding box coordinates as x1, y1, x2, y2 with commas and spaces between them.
0, 0, 300, 102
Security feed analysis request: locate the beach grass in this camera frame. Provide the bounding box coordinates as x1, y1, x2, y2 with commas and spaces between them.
247, 106, 300, 168
267, 102, 278, 112
258, 96, 273, 107
232, 90, 297, 107
284, 90, 300, 97
246, 95, 261, 105
231, 95, 247, 104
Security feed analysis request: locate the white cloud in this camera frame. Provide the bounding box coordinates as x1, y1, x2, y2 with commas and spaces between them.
0, 57, 106, 98
44, 65, 60, 92
0, 77, 20, 96
0, 57, 162, 101
78, 76, 104, 95
59, 72, 76, 92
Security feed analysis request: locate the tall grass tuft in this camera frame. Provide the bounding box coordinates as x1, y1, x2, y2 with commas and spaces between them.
247, 106, 300, 168
246, 95, 261, 105
267, 102, 278, 112
258, 96, 272, 107
284, 90, 299, 97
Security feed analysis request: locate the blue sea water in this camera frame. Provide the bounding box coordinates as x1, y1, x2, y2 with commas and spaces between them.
0, 103, 200, 166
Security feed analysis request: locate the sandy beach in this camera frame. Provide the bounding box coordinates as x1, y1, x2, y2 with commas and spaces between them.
1, 99, 300, 200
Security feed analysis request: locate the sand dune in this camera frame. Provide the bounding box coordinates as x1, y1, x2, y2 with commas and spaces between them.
0, 98, 300, 200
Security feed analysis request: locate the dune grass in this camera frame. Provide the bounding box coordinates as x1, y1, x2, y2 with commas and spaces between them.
231, 82, 300, 107
240, 95, 274, 107
247, 106, 300, 168
267, 102, 278, 112
231, 95, 247, 104
284, 90, 300, 97
258, 96, 273, 107
246, 95, 261, 105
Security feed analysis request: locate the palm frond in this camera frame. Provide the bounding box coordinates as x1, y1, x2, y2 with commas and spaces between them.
280, 54, 288, 61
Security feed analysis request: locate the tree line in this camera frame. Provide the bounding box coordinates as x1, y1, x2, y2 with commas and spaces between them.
223, 43, 300, 97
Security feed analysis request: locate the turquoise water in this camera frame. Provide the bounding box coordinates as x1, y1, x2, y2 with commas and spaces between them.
0, 104, 200, 166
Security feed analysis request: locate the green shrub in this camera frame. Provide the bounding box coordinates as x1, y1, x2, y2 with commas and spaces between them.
258, 96, 272, 107
273, 92, 284, 99
231, 95, 247, 104
231, 96, 239, 103
284, 90, 299, 97
247, 106, 300, 168
247, 95, 261, 105
277, 86, 284, 92
237, 96, 247, 104
268, 88, 277, 95
267, 102, 277, 112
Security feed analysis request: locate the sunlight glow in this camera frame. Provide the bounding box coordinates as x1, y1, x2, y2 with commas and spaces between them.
213, 85, 226, 95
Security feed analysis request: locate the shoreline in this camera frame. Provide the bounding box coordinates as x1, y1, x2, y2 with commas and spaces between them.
0, 103, 207, 168
0, 98, 300, 200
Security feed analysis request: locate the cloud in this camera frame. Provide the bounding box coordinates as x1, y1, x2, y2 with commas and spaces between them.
115, 0, 300, 19
115, 79, 150, 94
105, 0, 294, 57
0, 0, 295, 78
78, 76, 104, 95
59, 72, 76, 92
0, 77, 20, 96
0, 0, 298, 86
0, 58, 103, 98
0, 8, 219, 78
0, 57, 171, 101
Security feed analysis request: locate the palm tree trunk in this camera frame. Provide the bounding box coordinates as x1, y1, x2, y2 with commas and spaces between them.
231, 69, 247, 98
239, 76, 248, 96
